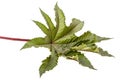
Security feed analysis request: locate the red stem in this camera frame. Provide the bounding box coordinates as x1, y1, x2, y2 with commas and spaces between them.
0, 36, 30, 41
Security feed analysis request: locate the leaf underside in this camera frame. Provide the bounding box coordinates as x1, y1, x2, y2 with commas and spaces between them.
21, 3, 113, 77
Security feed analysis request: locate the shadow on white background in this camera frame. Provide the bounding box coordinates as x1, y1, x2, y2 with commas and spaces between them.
0, 0, 120, 80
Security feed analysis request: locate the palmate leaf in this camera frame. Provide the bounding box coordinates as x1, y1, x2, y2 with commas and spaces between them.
21, 3, 113, 77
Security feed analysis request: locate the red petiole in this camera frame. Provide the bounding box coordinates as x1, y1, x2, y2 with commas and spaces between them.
0, 36, 30, 41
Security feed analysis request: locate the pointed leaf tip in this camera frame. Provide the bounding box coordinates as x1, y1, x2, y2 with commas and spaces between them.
40, 8, 55, 30
54, 2, 66, 40
32, 20, 50, 37
39, 8, 55, 40
39, 49, 58, 77
98, 48, 114, 57
65, 51, 96, 70
55, 2, 59, 8
78, 53, 96, 70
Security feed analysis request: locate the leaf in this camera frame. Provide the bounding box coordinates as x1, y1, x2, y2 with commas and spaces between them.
55, 18, 84, 43
72, 43, 99, 53
40, 9, 55, 31
40, 9, 55, 40
21, 37, 48, 49
72, 44, 113, 57
77, 31, 111, 43
39, 48, 58, 77
21, 3, 113, 77
54, 3, 66, 40
97, 47, 114, 57
65, 51, 95, 69
68, 18, 84, 34
33, 20, 50, 37
78, 53, 96, 69
54, 34, 77, 44
53, 43, 75, 54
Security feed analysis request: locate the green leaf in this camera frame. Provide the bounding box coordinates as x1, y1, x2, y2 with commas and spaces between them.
21, 3, 113, 77
77, 31, 111, 43
72, 43, 99, 53
21, 37, 48, 49
78, 53, 96, 69
65, 51, 95, 69
54, 3, 66, 40
97, 47, 114, 57
40, 9, 55, 31
33, 20, 49, 36
54, 34, 77, 44
72, 44, 113, 57
40, 9, 55, 40
53, 43, 75, 54
68, 18, 84, 34
55, 18, 84, 43
39, 49, 58, 77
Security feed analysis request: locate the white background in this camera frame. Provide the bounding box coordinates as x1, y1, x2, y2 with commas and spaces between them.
0, 0, 120, 80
